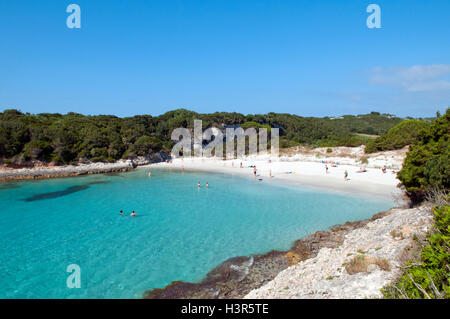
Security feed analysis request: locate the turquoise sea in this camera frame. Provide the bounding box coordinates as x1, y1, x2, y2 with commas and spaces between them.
0, 168, 394, 298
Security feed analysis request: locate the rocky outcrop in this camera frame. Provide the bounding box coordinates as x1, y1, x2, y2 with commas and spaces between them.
143, 208, 404, 299
0, 160, 134, 181
130, 152, 171, 166
245, 205, 433, 299
0, 152, 171, 181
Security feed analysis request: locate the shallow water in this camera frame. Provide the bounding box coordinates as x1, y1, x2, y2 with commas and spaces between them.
0, 168, 394, 298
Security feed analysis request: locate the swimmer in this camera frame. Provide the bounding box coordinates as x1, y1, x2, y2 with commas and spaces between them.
120, 210, 123, 215
131, 211, 136, 217
197, 181, 201, 188
148, 171, 151, 177
206, 182, 209, 188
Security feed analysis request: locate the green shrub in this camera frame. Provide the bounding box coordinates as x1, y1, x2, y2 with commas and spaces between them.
382, 203, 450, 299
398, 109, 449, 202
360, 156, 369, 165
365, 119, 430, 154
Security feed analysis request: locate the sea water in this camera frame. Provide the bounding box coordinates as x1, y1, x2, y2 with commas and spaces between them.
0, 169, 394, 298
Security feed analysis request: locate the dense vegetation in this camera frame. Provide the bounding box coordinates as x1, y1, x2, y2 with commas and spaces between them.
364, 119, 430, 154
398, 109, 450, 202
382, 201, 449, 299
382, 109, 449, 299
0, 109, 402, 165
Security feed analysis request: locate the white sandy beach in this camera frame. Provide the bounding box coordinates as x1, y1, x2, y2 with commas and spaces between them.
146, 152, 406, 201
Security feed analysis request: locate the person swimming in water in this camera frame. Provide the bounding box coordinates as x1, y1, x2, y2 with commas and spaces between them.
131, 211, 136, 217
120, 210, 123, 215
206, 182, 209, 188
197, 181, 201, 188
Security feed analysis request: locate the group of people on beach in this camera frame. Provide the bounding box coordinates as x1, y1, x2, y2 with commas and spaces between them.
324, 164, 396, 181
120, 210, 136, 217
324, 164, 349, 181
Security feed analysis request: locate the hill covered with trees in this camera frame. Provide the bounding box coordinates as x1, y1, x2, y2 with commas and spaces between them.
0, 109, 404, 165
364, 119, 431, 154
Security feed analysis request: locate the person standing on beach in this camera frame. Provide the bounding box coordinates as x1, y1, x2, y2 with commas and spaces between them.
253, 167, 257, 177
325, 165, 328, 174
344, 170, 348, 181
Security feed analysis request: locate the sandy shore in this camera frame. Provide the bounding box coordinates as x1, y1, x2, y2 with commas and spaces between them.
146, 155, 405, 201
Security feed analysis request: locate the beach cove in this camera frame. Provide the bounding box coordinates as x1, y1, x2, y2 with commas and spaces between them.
0, 154, 400, 298
142, 153, 412, 298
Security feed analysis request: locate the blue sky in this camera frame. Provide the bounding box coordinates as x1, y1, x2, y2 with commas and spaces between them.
0, 0, 449, 117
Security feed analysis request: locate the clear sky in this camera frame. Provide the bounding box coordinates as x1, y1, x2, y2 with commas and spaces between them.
0, 0, 449, 117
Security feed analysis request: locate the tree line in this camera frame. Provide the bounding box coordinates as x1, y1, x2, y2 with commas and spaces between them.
0, 108, 405, 165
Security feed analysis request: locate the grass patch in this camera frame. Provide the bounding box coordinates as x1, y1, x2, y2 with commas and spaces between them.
345, 255, 391, 275
390, 229, 404, 240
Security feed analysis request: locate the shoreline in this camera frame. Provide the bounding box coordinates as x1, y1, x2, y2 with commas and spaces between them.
144, 204, 434, 299
145, 156, 406, 201
0, 153, 170, 182
143, 209, 394, 299
245, 204, 433, 299
0, 160, 134, 181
